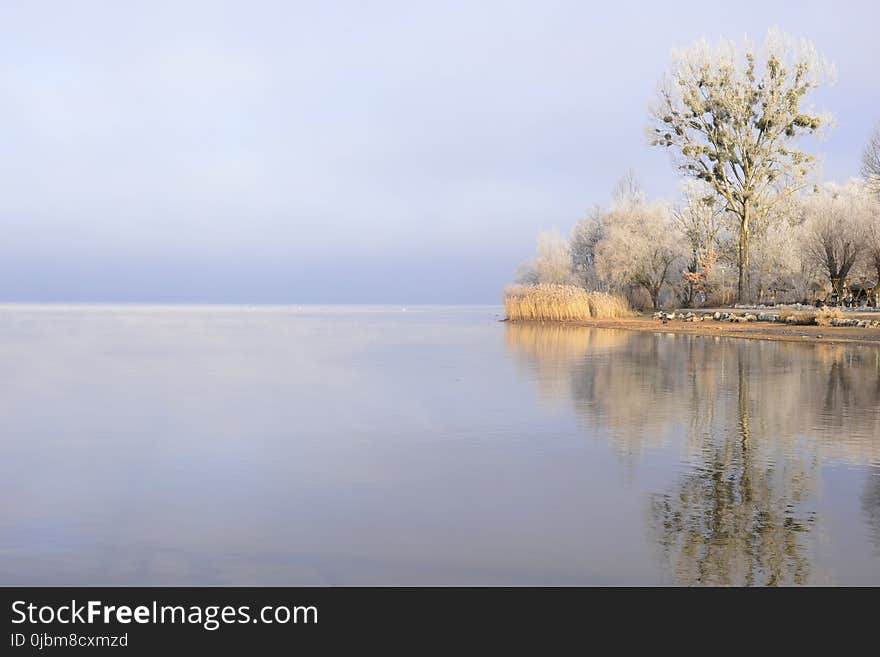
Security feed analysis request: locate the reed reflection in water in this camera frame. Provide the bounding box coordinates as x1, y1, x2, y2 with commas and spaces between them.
505, 323, 880, 585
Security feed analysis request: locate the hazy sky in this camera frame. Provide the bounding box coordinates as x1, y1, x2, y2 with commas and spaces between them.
1, 1, 878, 303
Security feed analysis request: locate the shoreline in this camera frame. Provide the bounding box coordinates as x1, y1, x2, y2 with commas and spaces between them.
505, 316, 880, 346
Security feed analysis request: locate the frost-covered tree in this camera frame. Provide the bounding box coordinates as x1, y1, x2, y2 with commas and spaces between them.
596, 199, 684, 309
569, 173, 646, 292
800, 181, 873, 289
650, 30, 832, 303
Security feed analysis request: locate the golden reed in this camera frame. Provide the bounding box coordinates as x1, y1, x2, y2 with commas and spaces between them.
504, 284, 634, 321
779, 308, 845, 326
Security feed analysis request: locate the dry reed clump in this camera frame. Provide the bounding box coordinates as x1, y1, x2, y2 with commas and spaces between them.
815, 307, 845, 326
585, 291, 634, 319
504, 284, 634, 321
779, 310, 818, 325
778, 308, 846, 326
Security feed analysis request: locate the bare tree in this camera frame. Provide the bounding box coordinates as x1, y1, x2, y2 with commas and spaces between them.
863, 126, 880, 286
534, 230, 574, 284
650, 30, 832, 303
514, 261, 540, 285
673, 180, 727, 306
863, 219, 880, 287
515, 230, 576, 285
800, 181, 872, 290
569, 206, 605, 290
863, 124, 880, 198
611, 169, 645, 209
596, 200, 684, 309
752, 214, 812, 303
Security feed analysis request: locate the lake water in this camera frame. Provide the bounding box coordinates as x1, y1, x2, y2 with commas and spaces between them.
2, 305, 879, 585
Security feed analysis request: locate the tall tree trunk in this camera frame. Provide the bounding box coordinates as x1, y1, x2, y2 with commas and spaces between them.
737, 205, 752, 304
650, 285, 660, 310
683, 254, 698, 308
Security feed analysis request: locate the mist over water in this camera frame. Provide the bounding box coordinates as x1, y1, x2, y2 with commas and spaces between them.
1, 305, 878, 585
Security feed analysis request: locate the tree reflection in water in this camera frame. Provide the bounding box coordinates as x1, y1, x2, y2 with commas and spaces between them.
505, 323, 880, 585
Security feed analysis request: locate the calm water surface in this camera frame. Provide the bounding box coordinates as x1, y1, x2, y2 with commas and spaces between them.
2, 305, 879, 585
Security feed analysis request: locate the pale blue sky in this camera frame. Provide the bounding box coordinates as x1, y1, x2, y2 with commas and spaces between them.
1, 0, 878, 303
